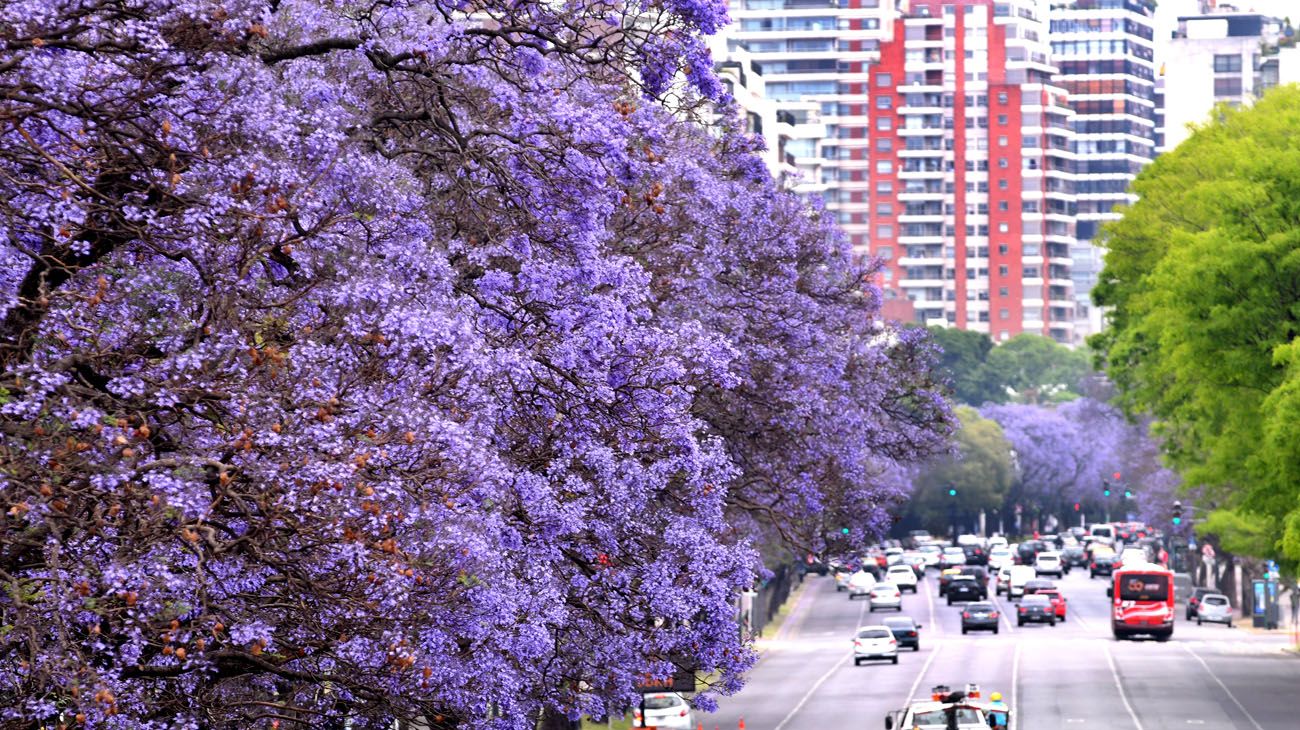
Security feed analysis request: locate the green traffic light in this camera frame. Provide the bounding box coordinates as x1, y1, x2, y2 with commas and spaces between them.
948, 488, 957, 497
1104, 489, 1111, 497
1125, 490, 1133, 499
1172, 516, 1182, 526
841, 527, 850, 535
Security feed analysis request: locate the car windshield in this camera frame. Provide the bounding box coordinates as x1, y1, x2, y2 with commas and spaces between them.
642, 695, 682, 710
911, 708, 982, 726
968, 603, 993, 611
857, 629, 891, 639
1118, 573, 1170, 602
1204, 596, 1228, 606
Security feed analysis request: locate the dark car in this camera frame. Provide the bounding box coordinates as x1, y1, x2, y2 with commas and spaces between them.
1090, 554, 1117, 578
1061, 545, 1088, 568
1016, 540, 1044, 565
962, 544, 988, 566
1023, 578, 1055, 596
1016, 594, 1057, 626
961, 601, 1000, 634
946, 576, 984, 605
1186, 586, 1217, 620
882, 615, 923, 651
960, 566, 990, 592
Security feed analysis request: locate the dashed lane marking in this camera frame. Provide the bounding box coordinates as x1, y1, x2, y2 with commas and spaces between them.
1104, 642, 1146, 730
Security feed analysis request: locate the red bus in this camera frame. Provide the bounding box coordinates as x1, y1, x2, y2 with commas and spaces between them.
1111, 564, 1175, 641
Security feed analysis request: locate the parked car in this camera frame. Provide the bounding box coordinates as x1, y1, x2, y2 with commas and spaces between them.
853, 625, 899, 665
1016, 594, 1057, 626
960, 602, 1000, 634
887, 564, 920, 593
1196, 593, 1234, 627
633, 693, 694, 730
1186, 586, 1218, 620
882, 615, 923, 651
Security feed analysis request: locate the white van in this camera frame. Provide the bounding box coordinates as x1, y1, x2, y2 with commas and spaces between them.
1007, 565, 1037, 600
1089, 524, 1116, 545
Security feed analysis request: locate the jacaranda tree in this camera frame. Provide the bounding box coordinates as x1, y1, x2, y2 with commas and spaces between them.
0, 1, 951, 727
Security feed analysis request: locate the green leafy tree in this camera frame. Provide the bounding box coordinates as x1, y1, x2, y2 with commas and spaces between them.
927, 326, 1007, 405
908, 407, 1015, 533
1091, 86, 1300, 565
985, 333, 1091, 404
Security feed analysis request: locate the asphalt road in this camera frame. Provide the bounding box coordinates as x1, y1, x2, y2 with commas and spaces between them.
703, 566, 1300, 730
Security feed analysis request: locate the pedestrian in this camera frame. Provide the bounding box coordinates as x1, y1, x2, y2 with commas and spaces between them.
987, 691, 1009, 730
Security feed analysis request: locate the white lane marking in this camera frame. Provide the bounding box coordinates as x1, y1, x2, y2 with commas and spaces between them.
1181, 643, 1265, 730
773, 589, 869, 730
1104, 643, 1145, 730
1010, 640, 1021, 730
926, 569, 939, 636
905, 639, 943, 702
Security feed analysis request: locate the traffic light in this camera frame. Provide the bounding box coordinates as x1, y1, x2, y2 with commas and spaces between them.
1073, 502, 1081, 512
948, 488, 957, 497
1104, 486, 1111, 497
1113, 472, 1122, 481
1172, 500, 1183, 526
841, 527, 850, 535
1124, 489, 1133, 499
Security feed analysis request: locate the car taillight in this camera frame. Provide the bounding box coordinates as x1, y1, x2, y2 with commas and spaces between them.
1091, 562, 1097, 569
990, 611, 999, 618
1018, 607, 1026, 613
962, 612, 971, 618
908, 631, 917, 636
889, 639, 897, 644
680, 710, 689, 717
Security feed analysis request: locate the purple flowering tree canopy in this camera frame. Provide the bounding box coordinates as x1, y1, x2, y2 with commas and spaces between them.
0, 1, 951, 728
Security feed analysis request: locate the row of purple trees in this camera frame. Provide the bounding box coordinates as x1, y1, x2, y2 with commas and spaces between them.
0, 1, 953, 727
981, 388, 1180, 532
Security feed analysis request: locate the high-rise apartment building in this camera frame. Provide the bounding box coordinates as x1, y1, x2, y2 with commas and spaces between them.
868, 0, 1078, 342
1160, 7, 1293, 152
725, 0, 907, 262
1049, 0, 1157, 342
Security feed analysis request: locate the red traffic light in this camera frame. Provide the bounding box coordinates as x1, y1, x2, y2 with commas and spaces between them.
1113, 472, 1122, 480
1073, 502, 1081, 512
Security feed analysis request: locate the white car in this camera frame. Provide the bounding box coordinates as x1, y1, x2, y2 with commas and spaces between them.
853, 624, 899, 665
633, 692, 693, 729
918, 544, 942, 569
901, 551, 927, 576
987, 536, 1009, 549
1007, 565, 1036, 600
887, 564, 919, 593
956, 534, 983, 548
885, 547, 906, 566
848, 570, 877, 600
869, 583, 904, 612
1034, 551, 1064, 578
987, 547, 1014, 571
995, 564, 1013, 595
939, 546, 967, 569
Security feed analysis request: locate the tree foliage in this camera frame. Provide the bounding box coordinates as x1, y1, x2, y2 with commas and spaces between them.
926, 327, 1091, 406
0, 1, 952, 727
1091, 86, 1300, 565
925, 326, 1006, 406
907, 407, 1013, 532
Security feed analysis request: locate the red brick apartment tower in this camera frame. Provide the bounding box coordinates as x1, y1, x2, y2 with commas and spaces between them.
868, 0, 1077, 342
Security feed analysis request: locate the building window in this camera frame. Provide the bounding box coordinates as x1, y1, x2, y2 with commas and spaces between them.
876, 225, 894, 239
997, 158, 1009, 168
998, 244, 1008, 255
876, 138, 893, 152
997, 114, 1008, 125
997, 92, 1008, 104
876, 73, 893, 87
999, 308, 1010, 320
876, 95, 894, 109
998, 223, 1009, 233
875, 160, 893, 174
876, 203, 893, 216
1214, 77, 1243, 96
998, 201, 1009, 211
997, 135, 1008, 147
998, 265, 1009, 276
998, 180, 1008, 190
877, 245, 893, 260
876, 117, 893, 130
1213, 54, 1242, 73
876, 181, 893, 194
998, 287, 1009, 297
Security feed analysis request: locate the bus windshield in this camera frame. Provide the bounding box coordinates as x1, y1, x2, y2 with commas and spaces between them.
1118, 573, 1169, 602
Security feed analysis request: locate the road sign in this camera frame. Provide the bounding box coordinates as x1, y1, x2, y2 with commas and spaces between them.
633, 668, 696, 694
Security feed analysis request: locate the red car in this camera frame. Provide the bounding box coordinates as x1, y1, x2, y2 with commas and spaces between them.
1036, 588, 1068, 621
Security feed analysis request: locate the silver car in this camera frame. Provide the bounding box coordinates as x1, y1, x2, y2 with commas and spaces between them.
1196, 593, 1234, 627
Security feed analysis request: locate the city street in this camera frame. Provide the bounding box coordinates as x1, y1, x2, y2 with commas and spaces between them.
705, 569, 1300, 730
